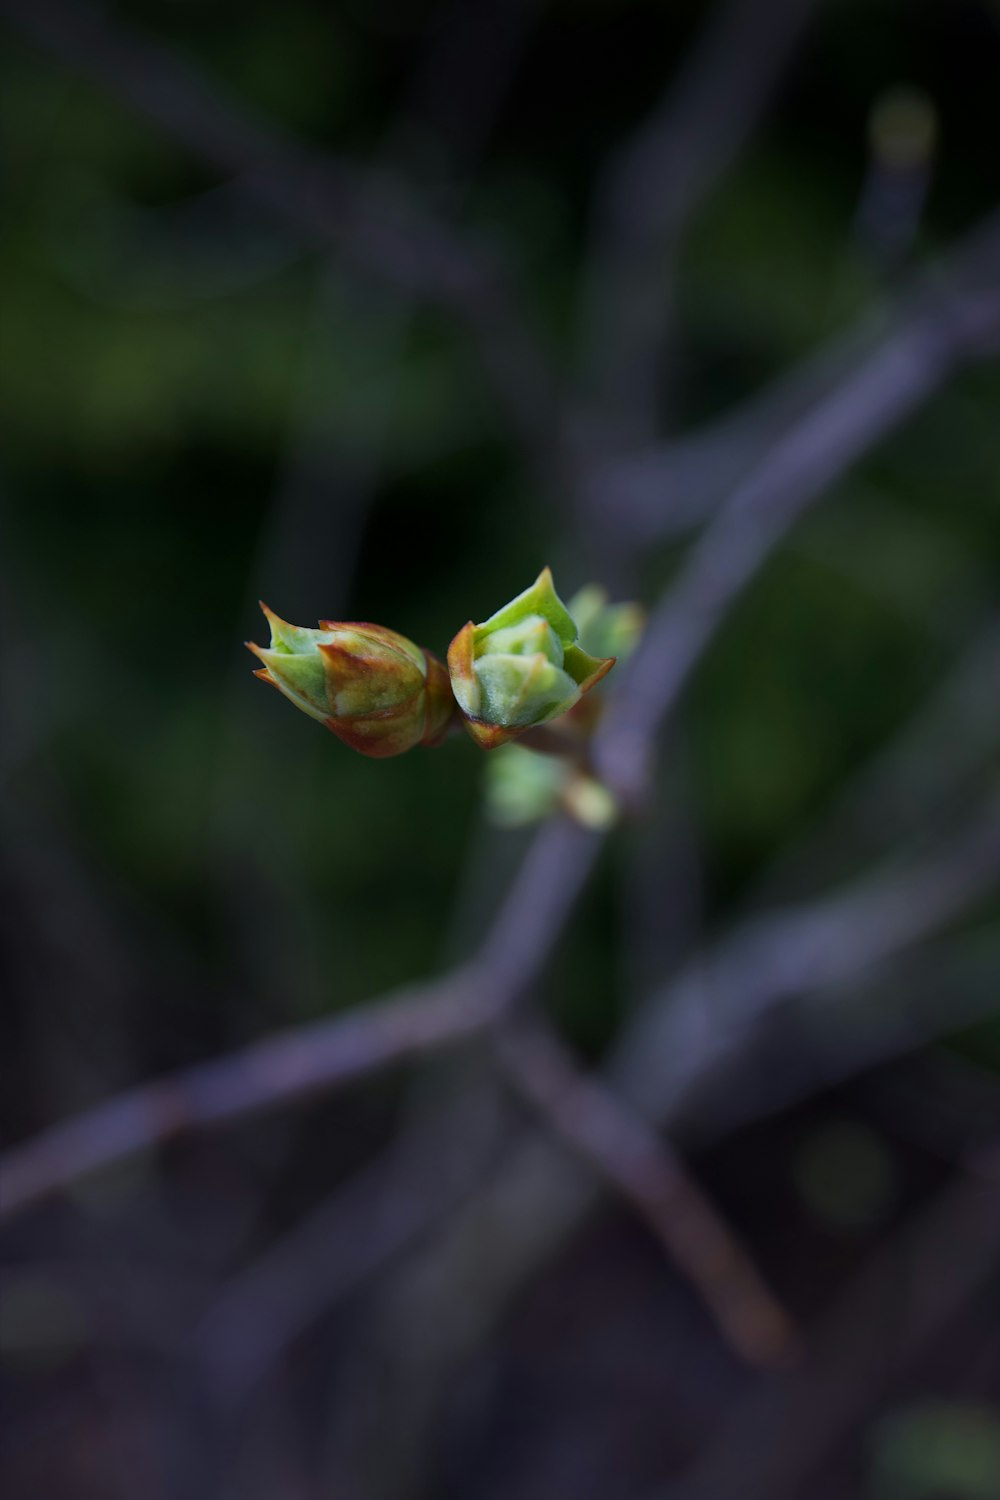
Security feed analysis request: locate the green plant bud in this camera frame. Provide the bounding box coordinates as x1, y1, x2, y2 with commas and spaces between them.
562, 773, 619, 831
247, 605, 454, 759
484, 745, 620, 830
448, 567, 615, 749
567, 585, 645, 663
483, 744, 570, 827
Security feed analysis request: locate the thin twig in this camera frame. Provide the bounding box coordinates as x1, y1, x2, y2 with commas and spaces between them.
497, 1021, 798, 1369
195, 1082, 508, 1408
611, 798, 1000, 1120
0, 969, 483, 1219
594, 243, 1000, 803
583, 319, 899, 546
669, 929, 1000, 1151
590, 208, 1000, 547
0, 818, 598, 1220
652, 1145, 1000, 1500
369, 800, 1000, 1397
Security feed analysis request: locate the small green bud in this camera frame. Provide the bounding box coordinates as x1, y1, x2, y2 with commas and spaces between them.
447, 567, 615, 749
483, 743, 570, 827
562, 773, 618, 831
567, 585, 645, 663
247, 605, 454, 759
484, 744, 619, 830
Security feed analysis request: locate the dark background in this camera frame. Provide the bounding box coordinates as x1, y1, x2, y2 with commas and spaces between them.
1, 2, 1000, 1497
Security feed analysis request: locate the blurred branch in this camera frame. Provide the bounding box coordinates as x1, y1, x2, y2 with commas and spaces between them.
0, 0, 558, 459
498, 1021, 797, 1369
0, 968, 484, 1218
195, 1083, 507, 1408
585, 0, 823, 437
582, 323, 895, 546
594, 213, 1000, 801
612, 798, 1000, 1121
672, 929, 1000, 1150
0, 819, 599, 1220
372, 799, 1000, 1393
48, 1, 540, 314
587, 207, 1000, 553
654, 1144, 1000, 1500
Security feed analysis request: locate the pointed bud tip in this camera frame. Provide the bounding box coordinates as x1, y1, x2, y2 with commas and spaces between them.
589, 654, 616, 688
258, 600, 302, 636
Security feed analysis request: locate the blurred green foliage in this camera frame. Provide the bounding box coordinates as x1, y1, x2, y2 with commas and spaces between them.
871, 1402, 1000, 1499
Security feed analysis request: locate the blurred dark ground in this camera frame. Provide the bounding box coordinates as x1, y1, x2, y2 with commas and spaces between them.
1, 1, 1000, 1497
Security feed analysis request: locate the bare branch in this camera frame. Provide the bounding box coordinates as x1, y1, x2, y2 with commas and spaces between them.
588, 210, 1000, 555
582, 315, 897, 546
611, 799, 1000, 1122
0, 969, 484, 1219
373, 801, 1000, 1389
671, 929, 1000, 1150
594, 218, 1000, 801
498, 1022, 797, 1369
0, 818, 599, 1220
195, 1083, 507, 1408
654, 1145, 1000, 1500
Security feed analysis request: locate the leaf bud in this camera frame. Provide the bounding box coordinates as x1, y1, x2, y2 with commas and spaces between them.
567, 585, 645, 663
447, 567, 614, 749
247, 605, 454, 759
